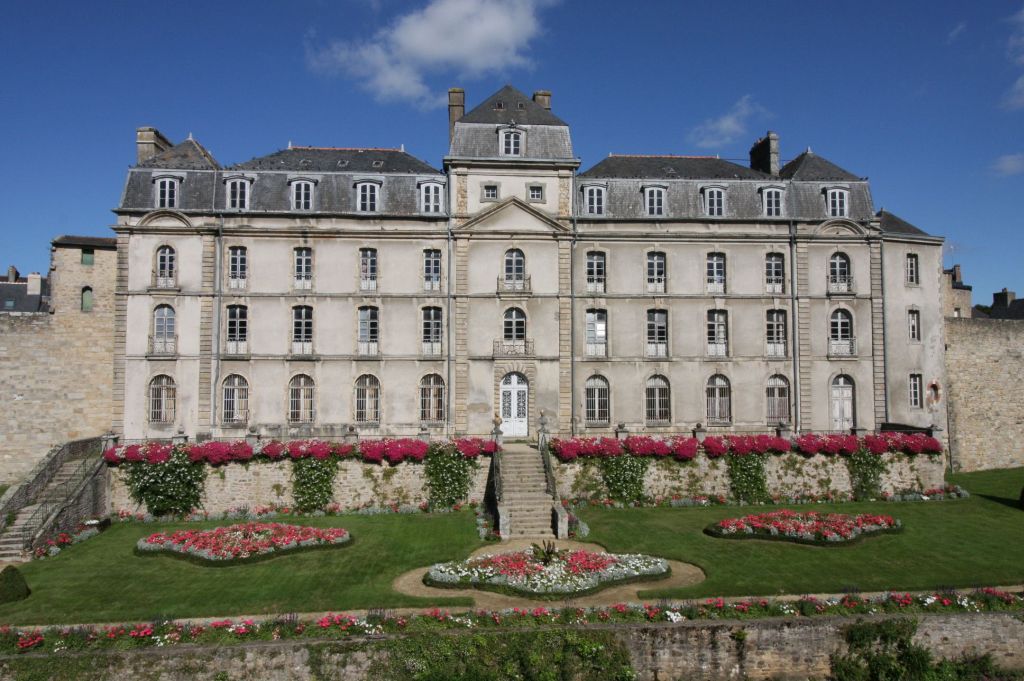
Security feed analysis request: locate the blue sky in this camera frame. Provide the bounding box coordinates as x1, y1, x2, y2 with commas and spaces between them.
2, 0, 1022, 302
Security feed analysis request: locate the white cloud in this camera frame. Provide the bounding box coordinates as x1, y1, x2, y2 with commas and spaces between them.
992, 153, 1024, 176
687, 95, 768, 149
1008, 4, 1024, 65
946, 21, 966, 44
1003, 74, 1024, 110
307, 0, 553, 108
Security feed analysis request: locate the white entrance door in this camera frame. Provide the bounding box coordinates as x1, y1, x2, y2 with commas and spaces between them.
500, 372, 528, 438
830, 375, 855, 431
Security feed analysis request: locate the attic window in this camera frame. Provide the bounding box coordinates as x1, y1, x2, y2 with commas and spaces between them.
299, 159, 311, 166
517, 102, 525, 110
663, 167, 677, 175
4, 300, 13, 310
494, 101, 505, 110
337, 160, 349, 168
372, 160, 384, 168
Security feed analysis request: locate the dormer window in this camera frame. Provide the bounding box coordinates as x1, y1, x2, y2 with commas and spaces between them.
501, 130, 522, 157
155, 177, 179, 209
703, 186, 725, 217
226, 178, 251, 210
762, 187, 783, 217
827, 188, 849, 217
644, 186, 665, 216
356, 181, 380, 212
583, 185, 605, 216
419, 182, 443, 213
291, 180, 314, 211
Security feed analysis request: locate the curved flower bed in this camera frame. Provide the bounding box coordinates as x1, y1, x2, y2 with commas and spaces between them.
705, 510, 901, 546
136, 522, 351, 565
424, 548, 670, 599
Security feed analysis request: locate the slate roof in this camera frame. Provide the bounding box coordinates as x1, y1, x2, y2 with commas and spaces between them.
877, 210, 931, 237
0, 278, 50, 313
579, 155, 768, 180
987, 298, 1024, 320
137, 138, 220, 170
52, 235, 117, 249
458, 84, 568, 126
779, 151, 862, 181
231, 147, 441, 175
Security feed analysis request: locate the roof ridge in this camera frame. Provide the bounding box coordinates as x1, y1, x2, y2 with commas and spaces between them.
609, 154, 719, 159
288, 146, 404, 152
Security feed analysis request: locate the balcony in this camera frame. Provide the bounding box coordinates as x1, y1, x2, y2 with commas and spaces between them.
421, 341, 442, 357
646, 278, 666, 294
357, 341, 380, 357
224, 340, 248, 356
152, 274, 177, 289
827, 275, 855, 295
706, 342, 728, 357
646, 342, 668, 358
498, 275, 531, 293
493, 338, 534, 357
706, 280, 725, 294
585, 342, 607, 357
828, 337, 857, 357
360, 278, 378, 292
293, 276, 312, 291
765, 277, 785, 294
423, 278, 441, 292
586, 278, 605, 294
228, 277, 247, 290
291, 340, 314, 355
765, 341, 787, 358
148, 334, 177, 355
221, 410, 249, 426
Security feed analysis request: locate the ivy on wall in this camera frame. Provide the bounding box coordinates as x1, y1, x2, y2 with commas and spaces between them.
844, 450, 888, 500
599, 456, 649, 504
424, 444, 479, 508
291, 457, 339, 512
725, 454, 769, 504
123, 449, 206, 516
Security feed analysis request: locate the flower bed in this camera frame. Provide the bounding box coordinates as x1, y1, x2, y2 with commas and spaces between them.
135, 522, 351, 566
705, 510, 901, 546
424, 547, 669, 599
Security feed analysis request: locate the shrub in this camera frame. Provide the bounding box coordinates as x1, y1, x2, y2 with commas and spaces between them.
291, 456, 339, 512
0, 566, 30, 604
123, 447, 206, 516
425, 443, 479, 507
599, 455, 649, 503
726, 452, 769, 503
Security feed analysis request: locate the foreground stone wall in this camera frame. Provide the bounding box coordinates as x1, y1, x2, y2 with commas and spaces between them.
945, 318, 1024, 471
2, 613, 1020, 680
107, 460, 490, 513
553, 451, 945, 500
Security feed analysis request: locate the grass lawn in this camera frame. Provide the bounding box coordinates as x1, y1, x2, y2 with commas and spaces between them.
0, 512, 482, 625
577, 467, 1024, 601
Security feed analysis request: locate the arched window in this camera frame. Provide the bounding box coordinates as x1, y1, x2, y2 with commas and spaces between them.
148, 375, 176, 423
706, 374, 731, 424
501, 129, 522, 156
419, 374, 445, 423
152, 304, 176, 354
645, 375, 670, 424
503, 307, 526, 341
226, 305, 247, 354
80, 287, 94, 312
288, 374, 315, 424
830, 375, 856, 430
829, 309, 855, 356
355, 374, 380, 424
155, 246, 176, 288
222, 374, 249, 424
766, 375, 790, 424
585, 375, 610, 424
503, 249, 526, 290
828, 252, 852, 292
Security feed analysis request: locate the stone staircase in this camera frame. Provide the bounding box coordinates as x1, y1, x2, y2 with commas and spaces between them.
0, 459, 92, 562
499, 443, 556, 539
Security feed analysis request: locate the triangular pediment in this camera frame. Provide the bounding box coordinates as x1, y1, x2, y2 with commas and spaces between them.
457, 197, 569, 233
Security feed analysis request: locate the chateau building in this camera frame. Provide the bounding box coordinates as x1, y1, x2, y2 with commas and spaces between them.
113, 85, 947, 441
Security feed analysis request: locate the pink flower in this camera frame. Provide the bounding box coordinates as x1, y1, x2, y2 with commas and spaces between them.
670, 437, 699, 461
702, 436, 729, 458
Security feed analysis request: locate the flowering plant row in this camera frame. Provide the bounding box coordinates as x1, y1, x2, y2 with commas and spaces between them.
550, 432, 941, 463
104, 437, 499, 467
5, 588, 1021, 655
425, 548, 669, 598
114, 499, 476, 525
136, 522, 351, 564
707, 510, 901, 545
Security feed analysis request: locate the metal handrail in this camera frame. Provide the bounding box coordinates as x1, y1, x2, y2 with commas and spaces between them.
21, 455, 103, 550
538, 437, 556, 498
491, 448, 504, 504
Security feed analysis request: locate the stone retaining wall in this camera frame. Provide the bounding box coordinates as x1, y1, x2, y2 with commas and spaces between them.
107, 460, 491, 514
553, 451, 945, 501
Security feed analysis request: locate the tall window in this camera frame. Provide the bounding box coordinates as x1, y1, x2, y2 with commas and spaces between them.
831, 375, 856, 430
358, 306, 379, 355
706, 374, 731, 424
422, 307, 442, 356
503, 308, 526, 341
645, 187, 665, 216
586, 251, 606, 293
419, 374, 445, 423
584, 186, 604, 215
423, 249, 442, 290
359, 248, 378, 291
80, 287, 94, 312
155, 246, 176, 288
357, 182, 378, 212
228, 246, 247, 289
81, 248, 94, 266
645, 375, 670, 424
152, 304, 176, 354
908, 310, 921, 341
288, 374, 315, 424
292, 305, 313, 354
704, 187, 724, 216
706, 252, 726, 293
763, 188, 782, 217
905, 253, 920, 285
646, 251, 666, 292
829, 309, 855, 356
766, 309, 787, 357
766, 375, 791, 424
646, 309, 668, 357
293, 247, 313, 289
227, 179, 248, 210
501, 130, 522, 156
421, 183, 442, 213
291, 181, 313, 210
354, 374, 380, 423
765, 253, 785, 293
503, 249, 526, 290
156, 178, 177, 208
585, 309, 607, 356
148, 375, 176, 423
222, 374, 249, 424
585, 375, 610, 424
226, 304, 248, 354
828, 252, 852, 293
909, 374, 923, 409
827, 189, 848, 217
707, 309, 728, 356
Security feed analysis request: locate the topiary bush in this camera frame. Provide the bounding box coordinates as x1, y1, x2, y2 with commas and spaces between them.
0, 565, 30, 604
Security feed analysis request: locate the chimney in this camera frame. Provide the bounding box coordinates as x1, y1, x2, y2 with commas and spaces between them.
951, 264, 962, 285
532, 90, 552, 110
447, 88, 465, 144
7, 266, 18, 283
993, 288, 1016, 309
26, 273, 41, 296
136, 127, 172, 164
749, 131, 780, 176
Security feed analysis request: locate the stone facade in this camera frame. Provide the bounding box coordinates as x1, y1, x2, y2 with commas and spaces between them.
0, 238, 117, 483
945, 317, 1024, 471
